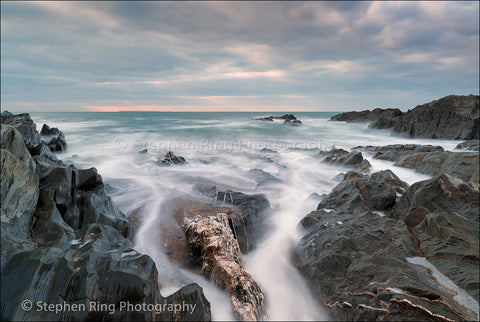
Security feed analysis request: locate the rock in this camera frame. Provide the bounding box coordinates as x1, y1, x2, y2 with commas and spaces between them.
1, 127, 39, 268
139, 148, 148, 153
389, 174, 479, 222
159, 283, 211, 321
321, 149, 371, 173
393, 94, 479, 139
1, 113, 212, 321
159, 151, 187, 166
1, 111, 41, 154
1, 224, 162, 322
331, 95, 480, 140
40, 124, 67, 152
317, 170, 405, 214
357, 144, 479, 183
255, 114, 302, 125
193, 184, 272, 253
295, 173, 479, 320
455, 140, 479, 151
246, 168, 282, 187
330, 108, 403, 123
183, 213, 268, 321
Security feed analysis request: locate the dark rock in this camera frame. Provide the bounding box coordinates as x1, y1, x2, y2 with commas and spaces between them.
330, 108, 403, 123
255, 114, 302, 125
40, 124, 67, 152
357, 144, 479, 183
1, 111, 41, 154
321, 149, 371, 173
318, 170, 407, 214
369, 116, 402, 129
247, 168, 282, 187
455, 140, 479, 151
295, 173, 479, 320
139, 148, 148, 153
393, 94, 479, 139
193, 184, 271, 253
389, 173, 479, 222
159, 151, 187, 166
159, 283, 211, 321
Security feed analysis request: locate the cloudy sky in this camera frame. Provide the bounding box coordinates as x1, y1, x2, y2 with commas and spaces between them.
1, 1, 479, 112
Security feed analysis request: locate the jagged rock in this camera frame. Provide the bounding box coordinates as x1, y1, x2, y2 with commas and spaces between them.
246, 168, 282, 187
389, 173, 479, 222
1, 114, 212, 322
331, 95, 480, 140
159, 283, 211, 321
295, 172, 479, 320
159, 151, 187, 166
393, 94, 479, 139
1, 126, 39, 268
255, 114, 302, 125
40, 124, 67, 152
193, 184, 271, 253
357, 144, 479, 183
330, 108, 403, 123
183, 214, 268, 321
455, 140, 479, 151
1, 111, 41, 154
321, 149, 371, 173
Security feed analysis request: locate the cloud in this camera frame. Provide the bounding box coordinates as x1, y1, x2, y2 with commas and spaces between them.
1, 1, 478, 112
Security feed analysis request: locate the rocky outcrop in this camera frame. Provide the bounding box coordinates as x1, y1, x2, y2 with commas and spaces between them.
319, 148, 371, 173
193, 184, 272, 253
331, 95, 479, 140
40, 124, 67, 152
184, 214, 268, 321
330, 108, 402, 123
1, 111, 41, 154
455, 140, 479, 151
357, 144, 479, 183
255, 114, 302, 125
393, 95, 479, 140
295, 170, 479, 321
1, 112, 211, 321
159, 151, 187, 166
317, 170, 407, 214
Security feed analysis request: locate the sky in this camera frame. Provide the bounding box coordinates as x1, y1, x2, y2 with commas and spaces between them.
1, 1, 479, 112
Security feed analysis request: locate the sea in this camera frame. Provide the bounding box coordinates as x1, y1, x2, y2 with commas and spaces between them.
30, 111, 461, 321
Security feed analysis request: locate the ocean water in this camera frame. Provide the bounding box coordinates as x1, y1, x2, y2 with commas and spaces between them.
30, 111, 461, 321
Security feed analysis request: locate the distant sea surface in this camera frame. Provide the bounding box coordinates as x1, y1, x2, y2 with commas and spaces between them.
30, 111, 461, 320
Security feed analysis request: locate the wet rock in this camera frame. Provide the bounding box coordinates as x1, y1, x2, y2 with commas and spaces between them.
389, 173, 479, 222
393, 94, 479, 139
40, 124, 67, 152
321, 149, 371, 173
455, 140, 479, 151
183, 213, 268, 321
1, 111, 41, 154
330, 108, 403, 123
159, 283, 211, 321
159, 151, 187, 166
255, 114, 302, 125
139, 148, 148, 153
246, 168, 282, 187
357, 144, 479, 183
193, 184, 272, 253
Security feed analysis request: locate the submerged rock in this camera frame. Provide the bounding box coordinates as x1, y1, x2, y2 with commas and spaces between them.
455, 140, 479, 151
255, 114, 302, 125
184, 213, 268, 321
159, 151, 187, 166
40, 124, 67, 152
246, 168, 282, 187
193, 184, 272, 253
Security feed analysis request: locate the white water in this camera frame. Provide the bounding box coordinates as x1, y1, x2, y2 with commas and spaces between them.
30, 112, 466, 321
